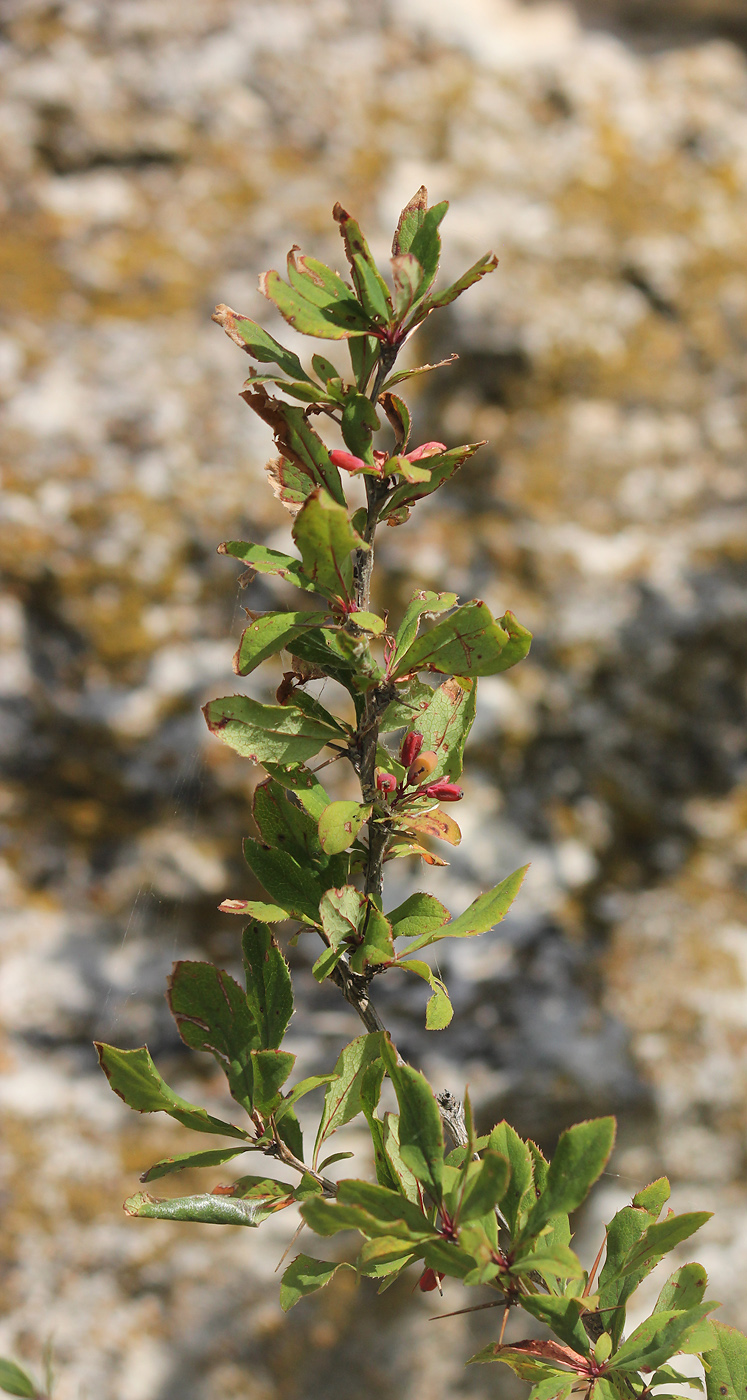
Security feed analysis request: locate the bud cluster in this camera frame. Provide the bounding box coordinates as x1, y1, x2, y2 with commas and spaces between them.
375, 731, 464, 807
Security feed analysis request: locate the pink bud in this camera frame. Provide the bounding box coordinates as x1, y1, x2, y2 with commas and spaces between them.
376, 770, 397, 794
425, 780, 463, 801
400, 731, 423, 768
406, 442, 447, 463
330, 449, 368, 473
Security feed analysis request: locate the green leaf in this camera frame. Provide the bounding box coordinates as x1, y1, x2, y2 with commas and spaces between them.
340, 388, 382, 465
381, 354, 458, 393
459, 1151, 510, 1224
95, 1043, 249, 1139
389, 893, 450, 941
655, 1263, 709, 1313
349, 904, 394, 974
519, 1296, 591, 1356
421, 1237, 476, 1280
262, 763, 332, 822
705, 1323, 747, 1400
522, 1117, 616, 1243
260, 265, 374, 338
252, 778, 325, 867
357, 1236, 417, 1277
241, 923, 294, 1049
274, 1073, 335, 1124
337, 1180, 437, 1238
402, 675, 476, 782
425, 984, 453, 1030
314, 1033, 385, 1165
598, 1203, 656, 1346
633, 1177, 671, 1216
243, 385, 346, 505
650, 1365, 704, 1391
243, 838, 325, 924
392, 186, 429, 256
380, 678, 435, 732
318, 801, 371, 855
218, 898, 290, 922
511, 1244, 584, 1285
619, 1212, 713, 1278
349, 332, 379, 392
212, 304, 316, 382
393, 599, 531, 678
140, 1144, 252, 1183
393, 591, 458, 667
399, 865, 527, 955
613, 1304, 717, 1373
527, 1379, 575, 1400
203, 695, 339, 766
411, 251, 499, 321
280, 1254, 352, 1311
487, 1121, 534, 1235
384, 442, 483, 517
407, 200, 449, 298
124, 1188, 291, 1227
250, 1048, 295, 1114
382, 1040, 443, 1201
218, 540, 316, 592
333, 203, 393, 324
0, 1361, 37, 1398
292, 489, 366, 609
291, 623, 381, 695
167, 960, 258, 1110
391, 253, 424, 324
233, 611, 325, 677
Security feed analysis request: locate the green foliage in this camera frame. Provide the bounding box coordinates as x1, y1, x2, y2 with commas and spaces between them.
95, 186, 738, 1400
0, 1361, 37, 1399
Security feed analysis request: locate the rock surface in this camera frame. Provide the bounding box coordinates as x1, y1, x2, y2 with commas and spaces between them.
1, 0, 747, 1394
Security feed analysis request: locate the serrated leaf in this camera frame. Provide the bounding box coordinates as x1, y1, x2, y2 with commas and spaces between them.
384, 441, 482, 516
613, 1304, 717, 1373
140, 1144, 251, 1183
392, 186, 429, 256
212, 304, 316, 382
167, 960, 258, 1110
411, 250, 499, 322
655, 1263, 709, 1314
511, 1244, 585, 1285
382, 1114, 419, 1201
233, 611, 324, 677
242, 384, 345, 505
318, 801, 371, 855
252, 778, 326, 867
313, 1033, 385, 1165
382, 1039, 443, 1200
633, 1177, 671, 1216
521, 1118, 616, 1244
381, 354, 458, 392
337, 1179, 437, 1238
391, 253, 423, 324
218, 899, 290, 922
241, 922, 294, 1049
488, 1121, 534, 1235
243, 838, 325, 924
280, 1254, 352, 1311
705, 1323, 747, 1400
333, 204, 393, 324
292, 489, 366, 610
262, 762, 332, 821
218, 540, 316, 592
357, 1235, 417, 1277
407, 199, 449, 298
95, 1043, 249, 1139
0, 1361, 36, 1399
204, 695, 339, 766
260, 265, 374, 338
124, 1189, 291, 1227
598, 1203, 654, 1346
250, 1048, 295, 1114
399, 864, 527, 955
393, 599, 530, 679
620, 1212, 713, 1278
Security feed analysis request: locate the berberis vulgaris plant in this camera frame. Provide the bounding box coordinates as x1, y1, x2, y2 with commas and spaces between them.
90, 190, 746, 1399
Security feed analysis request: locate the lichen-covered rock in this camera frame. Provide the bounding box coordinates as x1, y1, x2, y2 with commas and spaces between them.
2, 0, 747, 1394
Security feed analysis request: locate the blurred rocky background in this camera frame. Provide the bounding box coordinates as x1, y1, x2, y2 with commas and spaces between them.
1, 0, 747, 1395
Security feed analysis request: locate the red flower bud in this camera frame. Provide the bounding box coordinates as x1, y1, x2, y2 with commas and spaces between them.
330, 449, 369, 474
418, 1268, 445, 1292
424, 780, 463, 801
376, 770, 397, 794
400, 731, 423, 768
408, 750, 438, 785
406, 441, 447, 463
